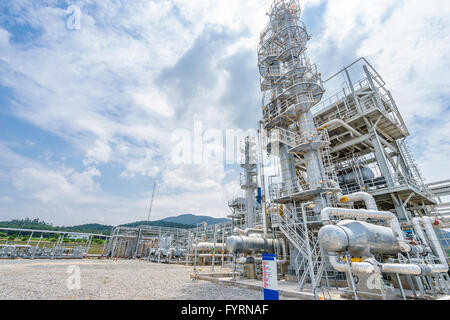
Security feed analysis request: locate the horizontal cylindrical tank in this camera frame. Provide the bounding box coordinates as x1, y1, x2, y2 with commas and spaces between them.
226, 235, 279, 254
338, 167, 375, 185
193, 242, 225, 252
318, 220, 400, 257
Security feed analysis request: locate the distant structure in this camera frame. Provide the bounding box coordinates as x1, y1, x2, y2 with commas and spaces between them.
3, 0, 447, 301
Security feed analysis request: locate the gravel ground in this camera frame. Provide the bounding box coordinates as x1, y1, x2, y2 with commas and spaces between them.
0, 259, 268, 300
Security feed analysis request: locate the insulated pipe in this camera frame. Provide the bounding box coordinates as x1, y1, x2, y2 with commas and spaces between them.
327, 252, 430, 276
412, 218, 429, 247
277, 238, 288, 264
244, 228, 266, 236
421, 217, 449, 274
321, 207, 395, 225
380, 263, 427, 276
339, 192, 378, 211
198, 254, 233, 258
329, 179, 343, 198
192, 242, 225, 252
328, 253, 375, 274
233, 228, 246, 236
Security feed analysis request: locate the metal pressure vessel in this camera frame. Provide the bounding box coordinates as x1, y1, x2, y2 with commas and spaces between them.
318, 220, 400, 257
226, 235, 279, 254
338, 167, 375, 185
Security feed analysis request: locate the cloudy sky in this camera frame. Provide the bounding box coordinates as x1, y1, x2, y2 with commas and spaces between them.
0, 0, 449, 226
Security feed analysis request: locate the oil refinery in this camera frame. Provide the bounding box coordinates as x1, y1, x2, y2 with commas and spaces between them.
1, 0, 449, 301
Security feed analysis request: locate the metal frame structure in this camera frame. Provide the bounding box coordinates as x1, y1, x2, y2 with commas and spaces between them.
0, 227, 109, 259
219, 0, 450, 300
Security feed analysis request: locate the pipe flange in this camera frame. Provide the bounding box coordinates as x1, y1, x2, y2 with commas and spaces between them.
419, 265, 432, 276
364, 257, 382, 274
397, 241, 412, 254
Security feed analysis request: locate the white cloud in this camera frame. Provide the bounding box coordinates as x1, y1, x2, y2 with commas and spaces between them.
0, 196, 13, 203
121, 148, 161, 178
356, 0, 450, 122
132, 90, 174, 118
11, 166, 101, 205
84, 139, 112, 165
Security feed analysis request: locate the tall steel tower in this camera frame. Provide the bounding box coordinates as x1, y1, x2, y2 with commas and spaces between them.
258, 0, 339, 288
241, 137, 258, 228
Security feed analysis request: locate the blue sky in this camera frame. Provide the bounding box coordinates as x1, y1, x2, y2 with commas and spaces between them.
0, 0, 449, 226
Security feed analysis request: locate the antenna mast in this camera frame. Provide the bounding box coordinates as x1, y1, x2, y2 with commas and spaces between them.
147, 181, 157, 222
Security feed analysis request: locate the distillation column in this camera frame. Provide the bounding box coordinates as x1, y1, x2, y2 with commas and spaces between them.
258, 0, 342, 287
258, 0, 332, 213
241, 137, 258, 228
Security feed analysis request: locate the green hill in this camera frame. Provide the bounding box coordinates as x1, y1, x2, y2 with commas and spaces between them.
0, 218, 113, 236
120, 220, 195, 229
0, 217, 201, 236
161, 214, 228, 226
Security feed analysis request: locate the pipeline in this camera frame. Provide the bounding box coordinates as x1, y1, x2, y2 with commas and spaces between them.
197, 254, 233, 258
233, 228, 267, 237
339, 192, 378, 211
193, 242, 226, 252
327, 253, 430, 276
412, 218, 429, 246
233, 228, 246, 237
421, 217, 449, 273
244, 228, 266, 236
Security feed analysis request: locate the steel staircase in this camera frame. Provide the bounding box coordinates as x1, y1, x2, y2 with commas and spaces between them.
276, 204, 324, 292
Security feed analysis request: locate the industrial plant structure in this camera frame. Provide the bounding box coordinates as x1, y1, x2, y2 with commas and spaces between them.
1, 0, 449, 301
222, 0, 450, 300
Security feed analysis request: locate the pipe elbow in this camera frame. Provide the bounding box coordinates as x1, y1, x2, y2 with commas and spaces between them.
321, 207, 333, 224
340, 192, 378, 211
244, 228, 265, 236
328, 253, 375, 274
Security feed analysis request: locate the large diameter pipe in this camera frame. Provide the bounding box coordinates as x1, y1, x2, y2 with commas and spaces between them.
327, 252, 430, 276
380, 263, 428, 276
422, 217, 449, 274
278, 238, 288, 264
328, 253, 375, 274
339, 192, 378, 211
233, 228, 246, 236
243, 228, 266, 236
321, 207, 394, 224
193, 242, 225, 252
412, 218, 429, 247
197, 254, 233, 258
226, 235, 280, 254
